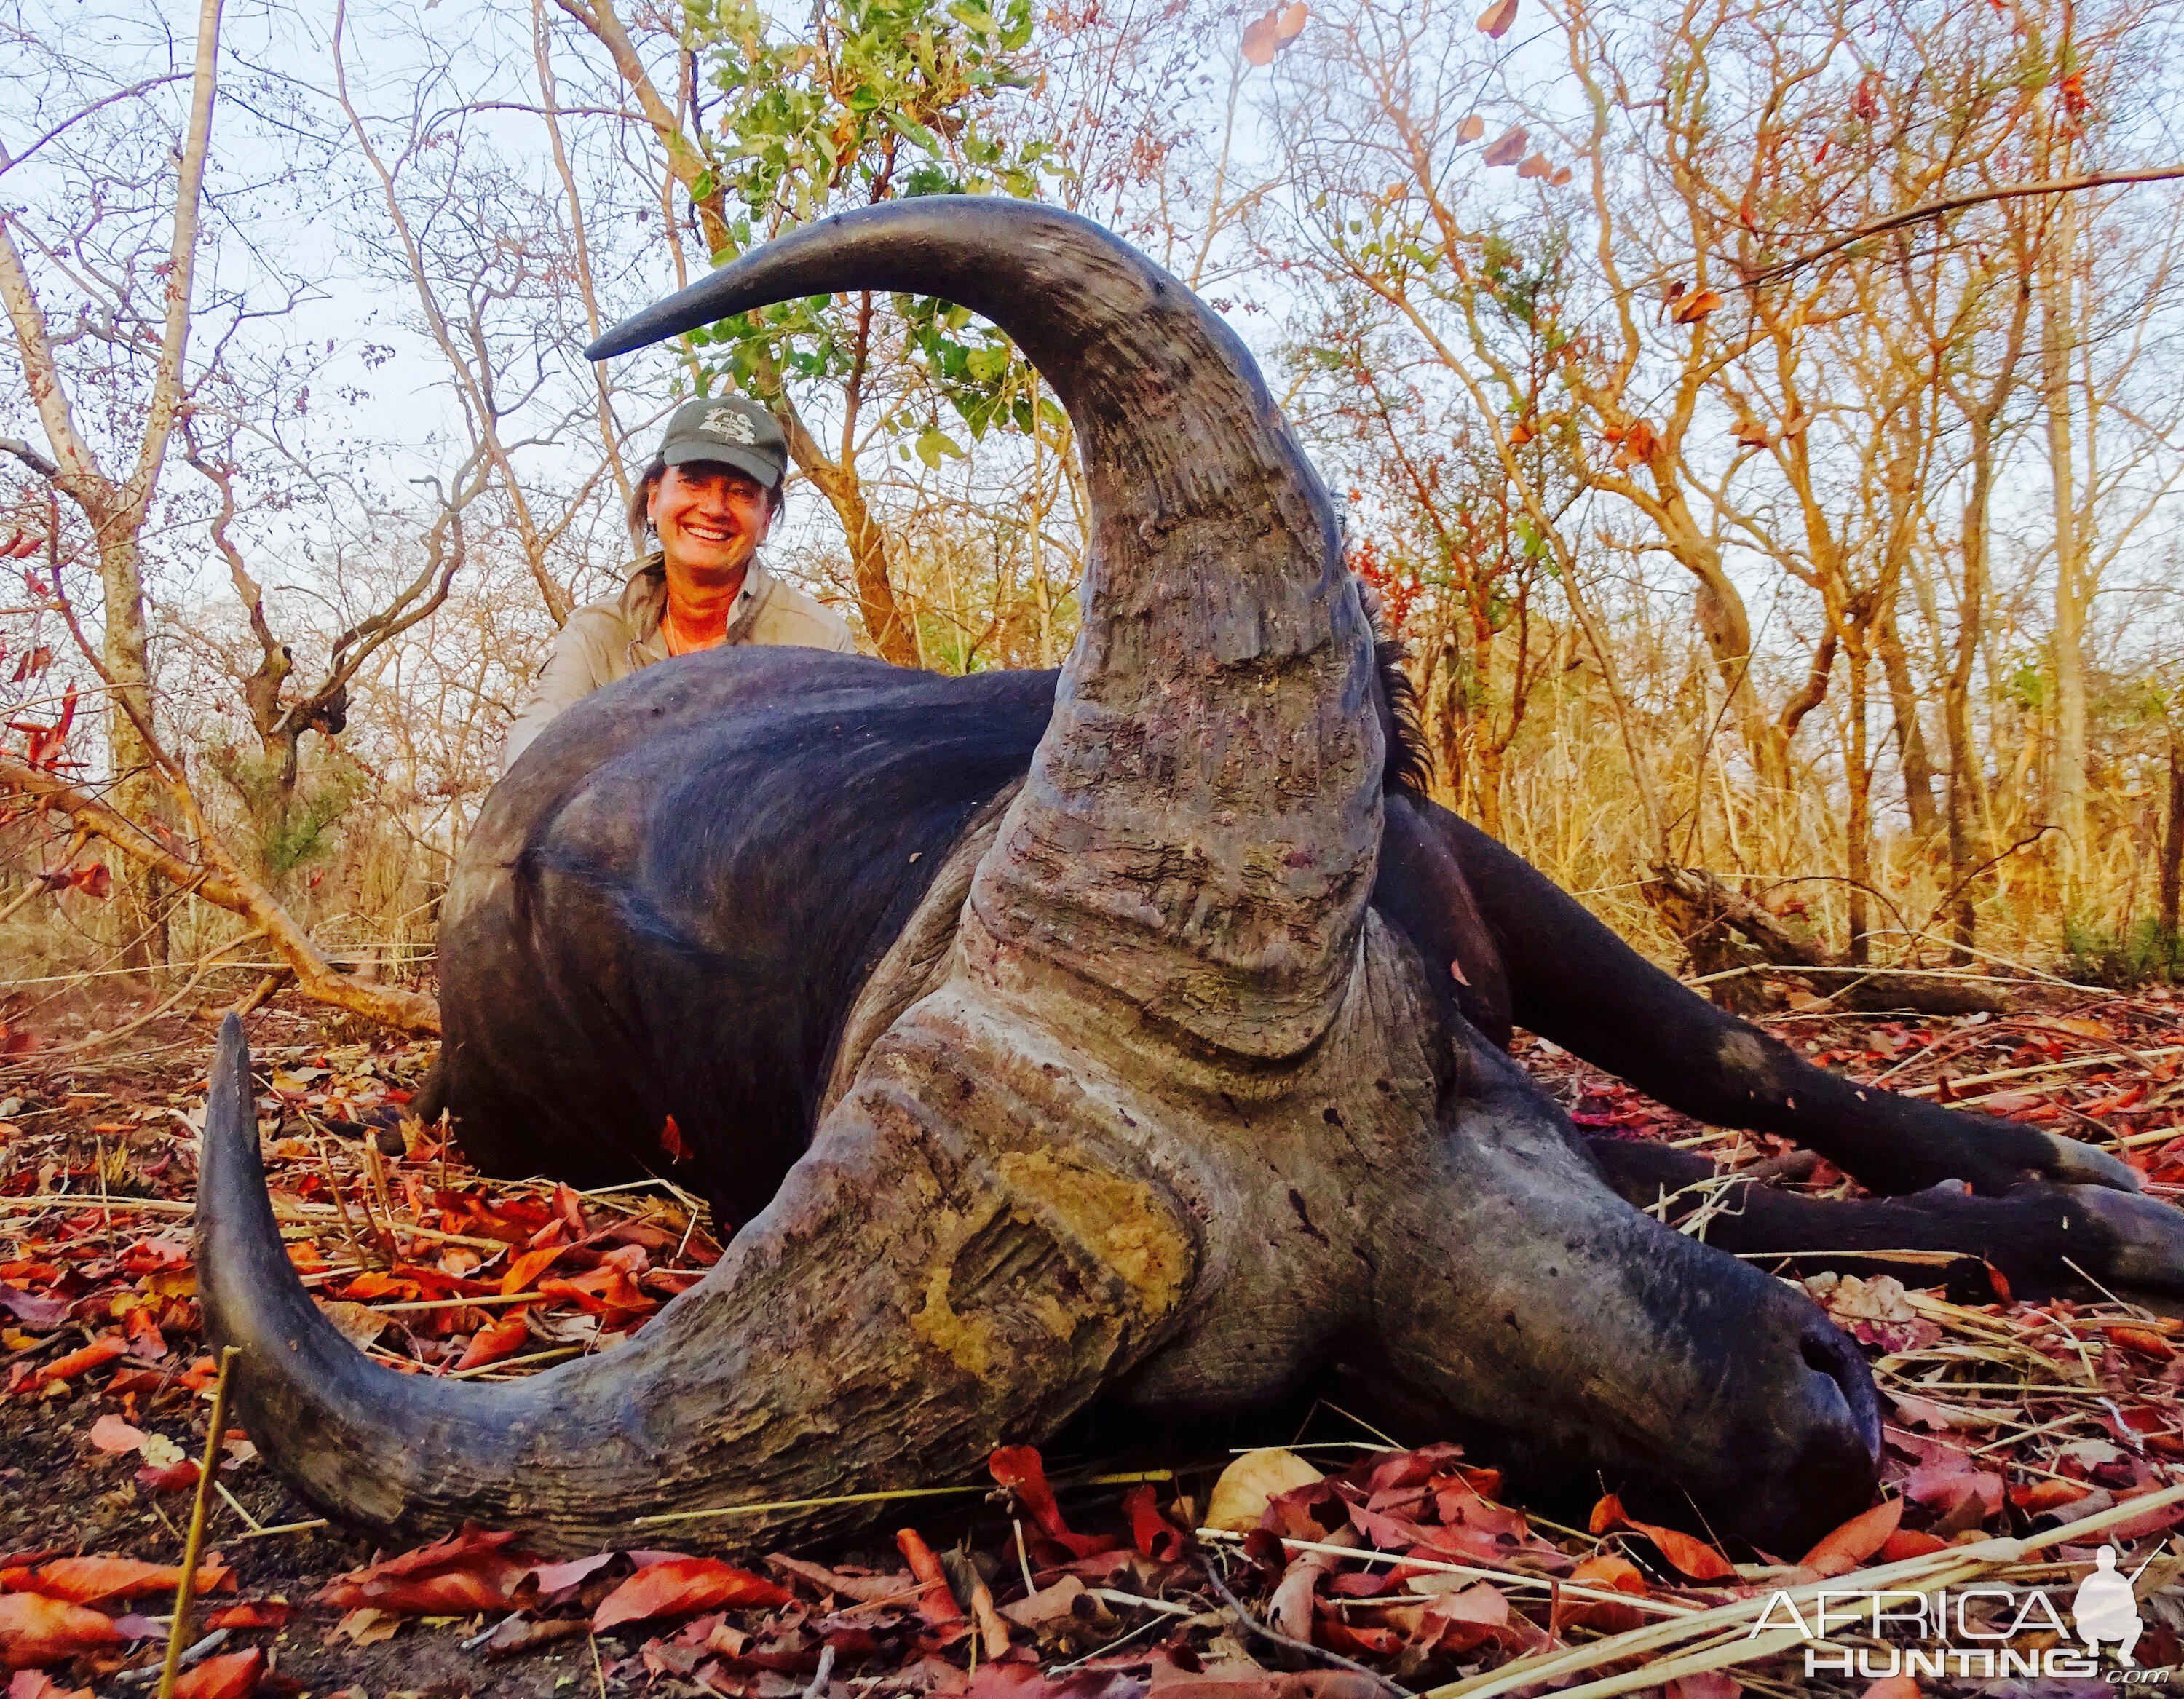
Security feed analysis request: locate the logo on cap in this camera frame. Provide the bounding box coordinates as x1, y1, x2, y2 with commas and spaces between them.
700, 405, 758, 445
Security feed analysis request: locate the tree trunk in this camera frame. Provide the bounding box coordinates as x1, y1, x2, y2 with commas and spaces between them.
2161, 726, 2183, 945
1660, 504, 1778, 788
1845, 635, 1872, 966
1875, 601, 1940, 839
92, 527, 168, 966
804, 456, 918, 667
1944, 427, 1995, 961
2043, 190, 2089, 890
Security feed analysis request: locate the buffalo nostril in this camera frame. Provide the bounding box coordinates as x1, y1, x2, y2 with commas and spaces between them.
1802, 1326, 1882, 1457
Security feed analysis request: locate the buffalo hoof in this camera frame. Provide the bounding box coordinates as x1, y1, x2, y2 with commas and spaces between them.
2063, 1183, 2184, 1304
1868, 1114, 2144, 1199
2020, 1129, 2144, 1195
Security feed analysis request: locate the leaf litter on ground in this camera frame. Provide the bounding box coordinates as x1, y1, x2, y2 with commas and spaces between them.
5, 991, 2184, 1692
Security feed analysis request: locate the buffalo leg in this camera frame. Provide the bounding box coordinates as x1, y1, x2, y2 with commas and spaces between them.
1428, 801, 2140, 1197
1583, 1133, 2184, 1304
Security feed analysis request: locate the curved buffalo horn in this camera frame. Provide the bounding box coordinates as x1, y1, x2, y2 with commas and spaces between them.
592, 199, 1382, 1058
197, 1007, 1195, 1553
197, 208, 1367, 1553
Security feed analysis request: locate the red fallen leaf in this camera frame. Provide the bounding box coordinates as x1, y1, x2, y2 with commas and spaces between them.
1369, 1443, 1461, 1494
1349, 1503, 1432, 1553
2009, 1478, 2090, 1513
9, 1669, 91, 1699
1274, 1, 1306, 41
1457, 114, 1485, 143
1420, 1579, 1513, 1652
338, 1272, 421, 1303
284, 1240, 330, 1275
123, 1307, 167, 1361
203, 1602, 290, 1630
499, 1245, 563, 1296
1559, 1554, 1647, 1632
2104, 1403, 2184, 1454
454, 1313, 531, 1373
25, 1556, 231, 1604
1433, 1477, 1527, 1540
1124, 1484, 1187, 1562
1666, 1674, 1739, 1699
1878, 1529, 1948, 1561
1589, 1495, 1733, 1581
1569, 1554, 1647, 1593
87, 1414, 146, 1455
1861, 1679, 1920, 1699
989, 1446, 1117, 1558
2105, 1484, 2184, 1541
25, 1336, 126, 1390
1241, 7, 1278, 63
1315, 1615, 1401, 1658
2107, 1326, 2175, 1360
590, 1557, 790, 1631
537, 1264, 654, 1322
1888, 1391, 1957, 1430
119, 1237, 190, 1273
135, 1460, 199, 1493
1797, 1497, 1901, 1577
1905, 1456, 2002, 1525
1516, 151, 1553, 179
0, 1593, 121, 1668
1476, 0, 1516, 36
895, 1529, 963, 1624
172, 1647, 264, 1699
1481, 126, 1528, 167
528, 1552, 618, 1597
660, 1114, 692, 1164
0, 1289, 67, 1330
318, 1524, 531, 1615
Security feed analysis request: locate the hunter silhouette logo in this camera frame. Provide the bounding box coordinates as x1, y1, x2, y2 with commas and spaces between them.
700, 405, 758, 445
1754, 1542, 2170, 1682
2075, 1546, 2148, 1665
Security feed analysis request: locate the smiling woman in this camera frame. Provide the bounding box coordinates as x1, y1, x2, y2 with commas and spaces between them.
499, 395, 857, 774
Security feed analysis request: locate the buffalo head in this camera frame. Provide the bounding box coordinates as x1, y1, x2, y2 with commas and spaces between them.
196, 199, 1878, 1558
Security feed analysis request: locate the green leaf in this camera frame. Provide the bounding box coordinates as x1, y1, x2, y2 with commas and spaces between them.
914, 426, 965, 467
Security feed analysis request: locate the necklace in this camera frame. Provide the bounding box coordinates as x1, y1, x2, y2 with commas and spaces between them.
663, 603, 723, 657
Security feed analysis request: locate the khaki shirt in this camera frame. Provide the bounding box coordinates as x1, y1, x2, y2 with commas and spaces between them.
501, 555, 857, 774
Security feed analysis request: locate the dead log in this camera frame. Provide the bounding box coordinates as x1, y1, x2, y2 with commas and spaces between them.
1644, 865, 2008, 1017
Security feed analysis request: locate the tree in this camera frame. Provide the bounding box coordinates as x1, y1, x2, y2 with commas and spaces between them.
0, 0, 225, 965
0, 0, 441, 1029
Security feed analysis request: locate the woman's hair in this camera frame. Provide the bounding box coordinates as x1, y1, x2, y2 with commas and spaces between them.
625, 453, 786, 555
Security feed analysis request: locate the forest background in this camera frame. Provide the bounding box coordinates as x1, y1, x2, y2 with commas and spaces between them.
4, 0, 2183, 1042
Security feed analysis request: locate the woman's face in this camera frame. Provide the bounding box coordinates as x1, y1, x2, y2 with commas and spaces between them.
649, 462, 775, 587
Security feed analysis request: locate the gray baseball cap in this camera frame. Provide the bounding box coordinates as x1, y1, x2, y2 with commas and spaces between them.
659, 395, 788, 491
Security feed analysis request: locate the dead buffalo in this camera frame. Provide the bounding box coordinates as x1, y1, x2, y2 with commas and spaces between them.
197, 198, 2184, 1562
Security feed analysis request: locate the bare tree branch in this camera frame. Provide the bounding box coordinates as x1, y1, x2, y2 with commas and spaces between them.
1747, 165, 2184, 288
0, 437, 59, 480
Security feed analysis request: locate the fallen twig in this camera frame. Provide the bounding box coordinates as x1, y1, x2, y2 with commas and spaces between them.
157, 1343, 238, 1699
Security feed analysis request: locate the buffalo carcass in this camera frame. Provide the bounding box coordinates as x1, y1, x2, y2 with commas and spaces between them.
197, 199, 2184, 1561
